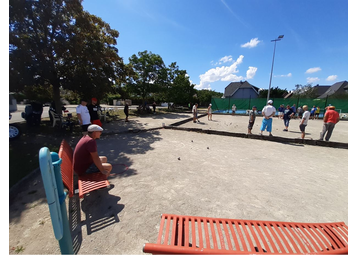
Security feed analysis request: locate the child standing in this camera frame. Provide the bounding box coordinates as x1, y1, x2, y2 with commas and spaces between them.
207, 104, 212, 121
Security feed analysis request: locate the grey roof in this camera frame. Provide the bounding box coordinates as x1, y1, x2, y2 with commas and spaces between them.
224, 81, 259, 97
317, 81, 348, 99
313, 85, 330, 97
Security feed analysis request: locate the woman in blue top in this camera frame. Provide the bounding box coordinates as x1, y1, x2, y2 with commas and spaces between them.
283, 105, 295, 131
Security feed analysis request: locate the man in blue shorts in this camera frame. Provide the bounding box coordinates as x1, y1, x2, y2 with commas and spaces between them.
260, 100, 276, 136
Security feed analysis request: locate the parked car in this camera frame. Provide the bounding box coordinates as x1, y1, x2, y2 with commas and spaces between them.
21, 101, 43, 126
9, 94, 21, 140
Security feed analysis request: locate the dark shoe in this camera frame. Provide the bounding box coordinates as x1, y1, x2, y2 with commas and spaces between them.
269, 133, 273, 136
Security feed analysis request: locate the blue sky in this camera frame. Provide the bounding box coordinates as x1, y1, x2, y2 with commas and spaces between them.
84, 1, 346, 93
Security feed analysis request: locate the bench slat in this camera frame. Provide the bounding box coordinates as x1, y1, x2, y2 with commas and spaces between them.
143, 214, 348, 254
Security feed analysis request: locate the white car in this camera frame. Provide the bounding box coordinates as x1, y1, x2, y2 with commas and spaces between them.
9, 94, 21, 140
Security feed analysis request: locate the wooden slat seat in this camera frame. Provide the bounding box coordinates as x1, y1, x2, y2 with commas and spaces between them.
143, 214, 348, 254
58, 139, 110, 198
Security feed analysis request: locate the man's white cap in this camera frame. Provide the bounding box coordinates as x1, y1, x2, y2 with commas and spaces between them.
267, 100, 273, 104
88, 124, 103, 132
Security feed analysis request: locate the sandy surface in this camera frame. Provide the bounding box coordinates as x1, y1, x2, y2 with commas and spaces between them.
8, 112, 349, 254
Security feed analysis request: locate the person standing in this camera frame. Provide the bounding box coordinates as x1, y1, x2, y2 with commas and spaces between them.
283, 105, 294, 131
232, 104, 236, 115
73, 124, 112, 177
192, 103, 198, 123
152, 102, 157, 114
278, 104, 284, 119
124, 102, 129, 122
291, 104, 297, 119
319, 106, 340, 141
315, 106, 320, 119
299, 105, 310, 139
207, 104, 213, 121
76, 99, 91, 134
310, 105, 317, 120
87, 97, 102, 127
297, 106, 303, 119
247, 105, 257, 134
260, 100, 276, 136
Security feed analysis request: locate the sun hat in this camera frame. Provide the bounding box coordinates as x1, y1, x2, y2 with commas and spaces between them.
88, 124, 103, 132
267, 100, 273, 104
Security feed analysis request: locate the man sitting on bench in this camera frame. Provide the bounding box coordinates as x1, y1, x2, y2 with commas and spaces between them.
73, 124, 112, 177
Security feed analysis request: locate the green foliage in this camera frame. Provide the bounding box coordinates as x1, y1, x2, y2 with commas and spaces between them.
104, 93, 122, 104
126, 50, 166, 103
158, 62, 196, 105
9, 0, 123, 114
258, 86, 289, 98
196, 89, 223, 106
291, 84, 318, 98
22, 85, 53, 103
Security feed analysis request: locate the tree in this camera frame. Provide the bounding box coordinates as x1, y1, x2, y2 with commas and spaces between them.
258, 86, 288, 98
291, 84, 318, 98
157, 62, 195, 106
9, 0, 122, 114
126, 50, 166, 105
196, 89, 223, 106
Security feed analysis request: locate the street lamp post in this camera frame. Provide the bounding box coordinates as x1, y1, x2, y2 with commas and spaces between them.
267, 35, 284, 103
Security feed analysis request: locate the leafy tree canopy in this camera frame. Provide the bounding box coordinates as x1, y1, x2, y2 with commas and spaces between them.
9, 0, 123, 113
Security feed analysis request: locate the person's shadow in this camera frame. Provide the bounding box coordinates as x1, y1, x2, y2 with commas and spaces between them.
69, 185, 124, 253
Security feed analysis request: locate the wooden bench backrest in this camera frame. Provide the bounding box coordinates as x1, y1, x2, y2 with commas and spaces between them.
58, 139, 74, 197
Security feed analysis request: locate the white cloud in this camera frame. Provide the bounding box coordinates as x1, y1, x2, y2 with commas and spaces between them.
307, 77, 320, 84
211, 55, 234, 66
241, 38, 261, 48
246, 66, 257, 79
274, 73, 292, 78
221, 74, 244, 82
196, 55, 244, 90
326, 75, 337, 82
219, 55, 233, 63
305, 67, 321, 74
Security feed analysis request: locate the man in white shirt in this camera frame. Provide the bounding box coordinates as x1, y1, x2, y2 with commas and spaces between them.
232, 104, 236, 115
260, 100, 276, 136
299, 105, 310, 139
76, 99, 91, 134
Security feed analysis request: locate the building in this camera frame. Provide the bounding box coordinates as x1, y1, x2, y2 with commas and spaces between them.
224, 81, 260, 99
284, 81, 347, 99
317, 81, 348, 99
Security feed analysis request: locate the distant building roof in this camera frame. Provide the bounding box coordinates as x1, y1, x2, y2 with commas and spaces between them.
317, 81, 348, 99
313, 85, 330, 97
224, 81, 259, 97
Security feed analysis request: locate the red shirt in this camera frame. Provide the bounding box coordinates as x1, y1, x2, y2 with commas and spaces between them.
325, 109, 340, 124
73, 135, 97, 175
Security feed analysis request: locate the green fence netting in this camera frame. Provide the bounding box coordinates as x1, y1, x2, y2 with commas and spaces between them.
211, 97, 348, 113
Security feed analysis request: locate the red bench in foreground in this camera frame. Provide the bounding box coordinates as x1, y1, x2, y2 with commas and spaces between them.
58, 139, 110, 198
143, 214, 348, 254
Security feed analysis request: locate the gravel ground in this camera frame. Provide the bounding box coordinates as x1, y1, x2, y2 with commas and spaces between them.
8, 112, 349, 254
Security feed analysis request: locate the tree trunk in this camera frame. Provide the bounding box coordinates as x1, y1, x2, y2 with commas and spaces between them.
52, 82, 62, 115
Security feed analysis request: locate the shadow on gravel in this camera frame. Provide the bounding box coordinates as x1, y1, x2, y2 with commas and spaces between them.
69, 185, 124, 254
9, 124, 162, 228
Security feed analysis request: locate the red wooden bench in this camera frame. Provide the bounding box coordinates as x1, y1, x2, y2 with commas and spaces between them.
143, 214, 348, 254
58, 139, 110, 198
